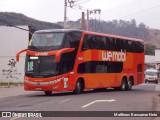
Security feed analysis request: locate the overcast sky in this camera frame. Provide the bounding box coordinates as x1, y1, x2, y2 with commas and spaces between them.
0, 0, 160, 29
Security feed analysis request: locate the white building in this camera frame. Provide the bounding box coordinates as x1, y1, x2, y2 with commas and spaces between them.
0, 26, 29, 83
155, 49, 160, 70
145, 55, 155, 69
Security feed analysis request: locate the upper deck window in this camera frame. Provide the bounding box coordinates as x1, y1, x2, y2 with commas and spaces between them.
29, 32, 65, 51
81, 34, 144, 53
28, 31, 82, 51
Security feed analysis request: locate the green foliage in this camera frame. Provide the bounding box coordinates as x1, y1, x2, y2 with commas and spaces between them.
0, 12, 63, 30
145, 44, 156, 55
91, 19, 150, 40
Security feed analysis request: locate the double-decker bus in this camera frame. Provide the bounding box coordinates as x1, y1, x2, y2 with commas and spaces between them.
16, 29, 144, 95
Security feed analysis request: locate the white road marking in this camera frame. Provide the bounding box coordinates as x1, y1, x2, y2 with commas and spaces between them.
60, 98, 71, 103
82, 99, 116, 108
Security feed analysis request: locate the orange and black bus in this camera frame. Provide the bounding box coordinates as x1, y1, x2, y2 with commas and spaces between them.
16, 29, 144, 95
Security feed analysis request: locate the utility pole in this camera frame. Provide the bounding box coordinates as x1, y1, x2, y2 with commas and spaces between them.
81, 12, 85, 30
87, 9, 101, 31
64, 0, 67, 29
86, 10, 89, 31
64, 0, 76, 29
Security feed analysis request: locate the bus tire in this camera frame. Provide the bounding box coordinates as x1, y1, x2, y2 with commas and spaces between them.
73, 80, 83, 94
127, 77, 133, 90
114, 78, 127, 91
121, 78, 127, 91
44, 91, 52, 96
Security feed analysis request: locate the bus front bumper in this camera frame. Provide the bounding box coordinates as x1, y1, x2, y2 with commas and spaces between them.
24, 79, 63, 92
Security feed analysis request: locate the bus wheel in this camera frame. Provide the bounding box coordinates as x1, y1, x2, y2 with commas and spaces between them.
120, 78, 127, 91
114, 78, 127, 91
44, 91, 52, 96
73, 80, 83, 94
127, 80, 133, 90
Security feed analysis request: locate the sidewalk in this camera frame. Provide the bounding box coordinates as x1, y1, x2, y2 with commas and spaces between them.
0, 86, 39, 99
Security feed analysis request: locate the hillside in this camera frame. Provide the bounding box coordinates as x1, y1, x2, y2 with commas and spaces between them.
0, 12, 63, 30
148, 29, 160, 48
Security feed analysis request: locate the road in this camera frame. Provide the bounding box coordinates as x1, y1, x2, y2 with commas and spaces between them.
0, 83, 160, 120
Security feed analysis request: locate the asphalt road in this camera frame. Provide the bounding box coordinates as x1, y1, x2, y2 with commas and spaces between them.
0, 83, 160, 120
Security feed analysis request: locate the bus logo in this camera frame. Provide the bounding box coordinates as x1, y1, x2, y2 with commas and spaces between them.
35, 52, 48, 56
102, 49, 126, 62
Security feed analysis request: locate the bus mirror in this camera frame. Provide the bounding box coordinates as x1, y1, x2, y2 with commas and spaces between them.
55, 48, 75, 62
16, 49, 27, 62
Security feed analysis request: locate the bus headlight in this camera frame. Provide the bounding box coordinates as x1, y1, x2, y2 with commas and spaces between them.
24, 80, 37, 85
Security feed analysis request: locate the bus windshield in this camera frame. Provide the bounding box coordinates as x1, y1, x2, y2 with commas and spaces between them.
29, 32, 65, 51
28, 31, 82, 51
25, 55, 59, 78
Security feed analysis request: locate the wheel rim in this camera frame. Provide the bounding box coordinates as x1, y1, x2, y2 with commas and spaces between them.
128, 80, 132, 90
77, 82, 81, 93
122, 81, 126, 90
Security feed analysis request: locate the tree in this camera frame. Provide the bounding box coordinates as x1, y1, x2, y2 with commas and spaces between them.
145, 44, 156, 55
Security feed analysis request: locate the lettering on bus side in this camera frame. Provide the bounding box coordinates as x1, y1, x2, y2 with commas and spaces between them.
35, 52, 48, 56
102, 49, 126, 62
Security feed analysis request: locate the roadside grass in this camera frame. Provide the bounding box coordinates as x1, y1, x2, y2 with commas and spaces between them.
0, 82, 24, 88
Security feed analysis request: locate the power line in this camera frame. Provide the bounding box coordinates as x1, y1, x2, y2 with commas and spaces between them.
68, 4, 87, 11
120, 4, 160, 19
64, 0, 102, 31
103, 0, 144, 13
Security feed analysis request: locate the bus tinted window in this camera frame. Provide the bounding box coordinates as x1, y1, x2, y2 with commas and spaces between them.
82, 35, 106, 50
134, 41, 144, 53
78, 61, 123, 73
115, 39, 125, 51
82, 34, 144, 53
64, 32, 82, 48
105, 37, 115, 50
126, 40, 133, 52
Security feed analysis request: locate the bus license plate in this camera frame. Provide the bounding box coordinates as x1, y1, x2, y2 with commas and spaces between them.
36, 88, 42, 91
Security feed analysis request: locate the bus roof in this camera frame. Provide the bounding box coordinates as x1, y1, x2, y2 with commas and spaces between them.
34, 29, 144, 43
35, 29, 82, 33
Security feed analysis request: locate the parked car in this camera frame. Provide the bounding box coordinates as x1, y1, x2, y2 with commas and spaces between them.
145, 69, 159, 84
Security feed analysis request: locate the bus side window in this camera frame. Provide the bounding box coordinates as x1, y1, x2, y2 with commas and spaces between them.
96, 36, 106, 50
64, 32, 82, 48
116, 39, 125, 51
106, 37, 114, 50
82, 35, 90, 50
134, 41, 144, 53
126, 40, 133, 52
